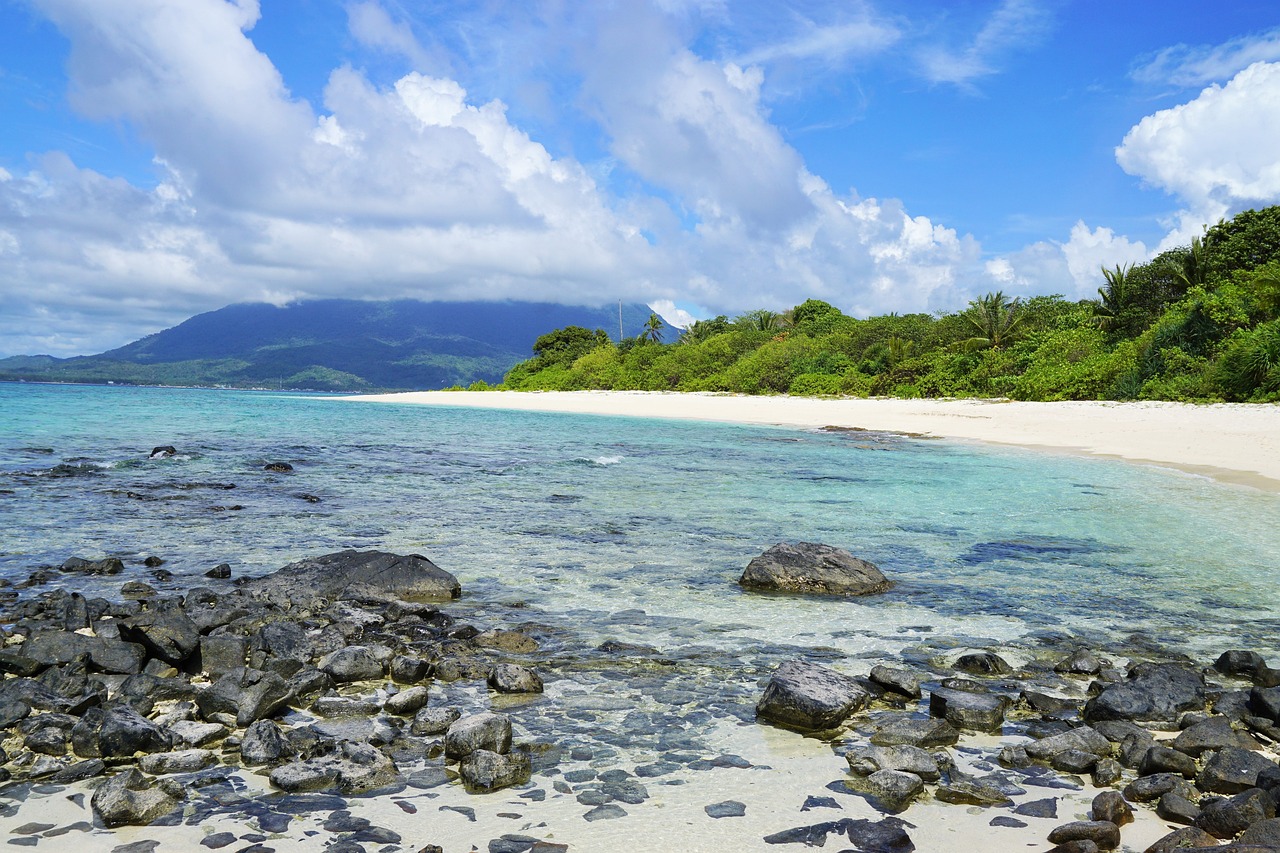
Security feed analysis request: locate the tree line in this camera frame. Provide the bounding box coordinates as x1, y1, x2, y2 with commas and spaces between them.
485, 206, 1280, 402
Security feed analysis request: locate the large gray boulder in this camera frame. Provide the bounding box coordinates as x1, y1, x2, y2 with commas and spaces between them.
241, 550, 461, 608
90, 768, 184, 827
459, 748, 532, 793
22, 632, 146, 675
268, 740, 398, 794
739, 542, 891, 597
756, 660, 869, 731
196, 667, 290, 727
1083, 663, 1206, 725
444, 712, 513, 760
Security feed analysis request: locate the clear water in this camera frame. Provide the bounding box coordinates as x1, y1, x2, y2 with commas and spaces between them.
2, 381, 1279, 667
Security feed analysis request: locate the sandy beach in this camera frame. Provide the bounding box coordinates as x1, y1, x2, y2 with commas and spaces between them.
344, 392, 1280, 490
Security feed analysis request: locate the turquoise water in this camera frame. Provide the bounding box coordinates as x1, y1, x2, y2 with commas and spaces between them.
2, 381, 1279, 665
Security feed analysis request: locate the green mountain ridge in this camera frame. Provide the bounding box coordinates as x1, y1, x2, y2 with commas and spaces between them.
0, 299, 656, 392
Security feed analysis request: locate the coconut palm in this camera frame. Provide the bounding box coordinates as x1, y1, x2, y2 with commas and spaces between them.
955, 291, 1025, 351
1094, 263, 1134, 332
641, 312, 665, 343
736, 309, 785, 332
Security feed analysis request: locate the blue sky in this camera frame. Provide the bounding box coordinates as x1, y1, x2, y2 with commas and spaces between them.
2, 0, 1280, 357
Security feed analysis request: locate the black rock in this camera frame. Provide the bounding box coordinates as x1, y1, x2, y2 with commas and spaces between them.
205, 564, 232, 579
22, 632, 145, 675
488, 664, 544, 694
954, 652, 1012, 675
1083, 663, 1206, 725
149, 446, 178, 458
240, 550, 461, 607
739, 542, 892, 597
1014, 798, 1058, 818
1195, 787, 1275, 839
97, 704, 172, 757
90, 768, 184, 827
928, 687, 1008, 732
1155, 792, 1201, 824
196, 667, 290, 727
263, 462, 294, 472
120, 607, 201, 664
756, 659, 869, 731
61, 557, 125, 576
1198, 746, 1280, 794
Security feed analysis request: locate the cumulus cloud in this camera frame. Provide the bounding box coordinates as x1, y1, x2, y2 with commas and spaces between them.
1116, 60, 1280, 249
3, 0, 1016, 357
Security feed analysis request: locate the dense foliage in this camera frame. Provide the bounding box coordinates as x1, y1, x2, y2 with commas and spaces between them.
502, 207, 1280, 402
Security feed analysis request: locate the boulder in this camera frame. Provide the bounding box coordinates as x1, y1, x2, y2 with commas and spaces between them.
389, 655, 431, 684
411, 707, 460, 736
738, 542, 891, 596
1139, 745, 1198, 779
137, 749, 217, 774
90, 768, 184, 827
459, 748, 532, 793
868, 665, 923, 699
1173, 715, 1253, 757
1026, 726, 1112, 761
954, 652, 1012, 676
1142, 826, 1218, 852
61, 556, 124, 576
241, 550, 461, 608
847, 745, 942, 782
756, 660, 869, 731
1091, 791, 1133, 826
1047, 821, 1120, 850
1155, 792, 1200, 824
1083, 663, 1205, 725
1195, 787, 1275, 839
241, 719, 290, 766
22, 632, 145, 675
444, 712, 513, 760
487, 664, 544, 694
934, 775, 1012, 807
318, 647, 383, 683
269, 740, 398, 794
929, 687, 1008, 732
120, 607, 201, 664
870, 715, 960, 747
384, 686, 431, 716
97, 704, 173, 757
196, 667, 290, 727
1199, 746, 1280, 795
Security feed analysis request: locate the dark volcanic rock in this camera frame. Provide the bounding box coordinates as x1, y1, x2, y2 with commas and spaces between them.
459, 748, 531, 793
1143, 826, 1219, 852
738, 542, 891, 596
1198, 746, 1280, 795
445, 712, 513, 760
1195, 787, 1275, 839
241, 720, 290, 766
241, 550, 461, 608
22, 632, 145, 674
1139, 745, 1198, 778
196, 667, 290, 727
488, 664, 544, 694
1083, 663, 1206, 725
91, 768, 184, 827
869, 665, 923, 699
61, 556, 125, 576
954, 652, 1012, 675
1173, 715, 1252, 757
1047, 820, 1120, 850
120, 607, 201, 664
756, 660, 869, 731
1091, 791, 1133, 826
318, 647, 383, 683
870, 715, 960, 747
1025, 726, 1111, 761
928, 687, 1008, 732
97, 704, 172, 757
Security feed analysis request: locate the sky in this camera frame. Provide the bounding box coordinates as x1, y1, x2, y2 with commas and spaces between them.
2, 1, 1280, 357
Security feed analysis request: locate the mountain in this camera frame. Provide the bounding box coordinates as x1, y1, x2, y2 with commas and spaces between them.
0, 299, 656, 391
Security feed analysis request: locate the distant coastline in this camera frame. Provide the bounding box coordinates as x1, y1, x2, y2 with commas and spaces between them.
343, 390, 1280, 491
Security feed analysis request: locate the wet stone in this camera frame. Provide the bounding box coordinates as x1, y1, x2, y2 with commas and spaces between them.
1090, 791, 1132, 826
869, 715, 959, 747
705, 800, 746, 818
1014, 798, 1058, 819
199, 833, 237, 849
583, 804, 627, 821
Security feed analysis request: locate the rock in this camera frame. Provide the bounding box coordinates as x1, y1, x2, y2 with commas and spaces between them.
847, 745, 942, 782
318, 647, 383, 683
205, 564, 231, 579
1049, 840, 1100, 853
1173, 715, 1251, 757
411, 707, 460, 736
1196, 787, 1275, 839
870, 715, 960, 747
240, 720, 289, 766
389, 655, 431, 684
150, 446, 178, 458
1083, 663, 1206, 726
1026, 726, 1112, 761
860, 769, 924, 813
1119, 731, 1157, 769
756, 660, 869, 731
1091, 791, 1133, 826
1015, 798, 1059, 818
263, 462, 293, 472
98, 704, 173, 757
1091, 758, 1124, 787
488, 664, 544, 694
869, 666, 923, 699
1155, 792, 1200, 824
90, 768, 184, 827
934, 775, 1012, 806
738, 542, 891, 596
1047, 821, 1121, 850
1142, 827, 1219, 852
1252, 684, 1280, 721
1124, 772, 1200, 803
1198, 746, 1280, 794
121, 607, 201, 664
1239, 817, 1280, 845
197, 636, 248, 680
167, 720, 226, 747
1139, 745, 1198, 779
1216, 650, 1269, 679
999, 745, 1031, 768
445, 712, 513, 760
954, 652, 1012, 675
22, 632, 145, 675
1022, 690, 1081, 716
1053, 749, 1100, 774
241, 550, 461, 608
928, 687, 1008, 732
1055, 649, 1105, 675
137, 749, 217, 774
705, 800, 746, 818
459, 748, 531, 793
384, 686, 431, 716
61, 556, 125, 576
196, 667, 290, 727
269, 740, 398, 794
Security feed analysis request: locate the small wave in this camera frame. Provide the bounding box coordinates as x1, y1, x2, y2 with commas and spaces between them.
581, 455, 624, 467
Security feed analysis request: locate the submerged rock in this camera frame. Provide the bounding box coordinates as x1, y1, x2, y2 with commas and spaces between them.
91, 768, 184, 827
738, 542, 891, 597
241, 550, 461, 608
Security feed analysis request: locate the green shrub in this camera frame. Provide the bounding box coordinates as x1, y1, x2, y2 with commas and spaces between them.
789, 373, 843, 396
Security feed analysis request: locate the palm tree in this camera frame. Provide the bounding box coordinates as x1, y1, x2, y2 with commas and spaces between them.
736, 309, 784, 332
1094, 263, 1134, 332
678, 315, 729, 345
1172, 236, 1208, 291
955, 291, 1025, 351
641, 312, 665, 343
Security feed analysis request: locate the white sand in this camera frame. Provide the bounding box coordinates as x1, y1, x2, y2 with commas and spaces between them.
343, 391, 1280, 490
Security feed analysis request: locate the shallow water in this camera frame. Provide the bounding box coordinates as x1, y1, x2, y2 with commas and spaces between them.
3, 382, 1277, 664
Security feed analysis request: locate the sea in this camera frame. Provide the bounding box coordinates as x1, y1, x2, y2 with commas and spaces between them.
3, 381, 1278, 665
3, 382, 1280, 849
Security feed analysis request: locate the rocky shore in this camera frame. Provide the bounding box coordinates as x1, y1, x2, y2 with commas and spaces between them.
1, 545, 1279, 852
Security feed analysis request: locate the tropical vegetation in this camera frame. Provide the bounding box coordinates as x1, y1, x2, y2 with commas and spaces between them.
499, 206, 1280, 402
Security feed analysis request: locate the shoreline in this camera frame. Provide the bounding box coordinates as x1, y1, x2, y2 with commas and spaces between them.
340, 391, 1280, 492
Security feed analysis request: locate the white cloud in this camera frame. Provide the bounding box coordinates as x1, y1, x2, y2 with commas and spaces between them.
916, 0, 1051, 89
1116, 60, 1280, 247
1132, 27, 1280, 88
346, 1, 432, 69
648, 299, 696, 329
737, 17, 900, 67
